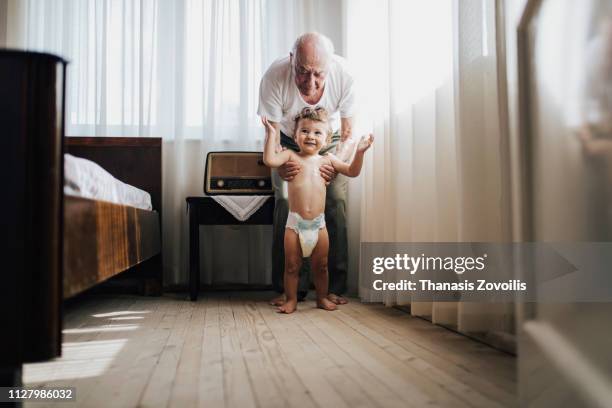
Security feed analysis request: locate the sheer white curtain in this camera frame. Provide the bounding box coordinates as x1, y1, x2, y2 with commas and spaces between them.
345, 0, 514, 345
18, 0, 344, 287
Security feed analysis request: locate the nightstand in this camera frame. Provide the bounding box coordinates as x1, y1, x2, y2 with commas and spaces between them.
186, 196, 274, 301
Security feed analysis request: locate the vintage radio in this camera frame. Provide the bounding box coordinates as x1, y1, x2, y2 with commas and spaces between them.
204, 152, 273, 195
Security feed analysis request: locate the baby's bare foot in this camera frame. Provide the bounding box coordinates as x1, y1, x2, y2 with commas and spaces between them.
278, 299, 297, 314
317, 298, 337, 311
269, 294, 286, 306
327, 293, 348, 305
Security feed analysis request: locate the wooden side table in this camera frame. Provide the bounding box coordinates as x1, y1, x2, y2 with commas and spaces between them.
186, 196, 274, 301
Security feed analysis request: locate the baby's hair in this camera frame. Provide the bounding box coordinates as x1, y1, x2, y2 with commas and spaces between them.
293, 106, 333, 143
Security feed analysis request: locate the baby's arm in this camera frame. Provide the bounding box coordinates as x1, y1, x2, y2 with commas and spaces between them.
328, 133, 374, 177
262, 117, 293, 168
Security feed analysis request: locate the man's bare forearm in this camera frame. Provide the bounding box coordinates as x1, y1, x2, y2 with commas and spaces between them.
341, 117, 353, 141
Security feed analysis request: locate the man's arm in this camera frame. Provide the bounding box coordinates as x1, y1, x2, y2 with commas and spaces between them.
262, 117, 292, 168
338, 55, 356, 143
258, 67, 301, 180
340, 117, 353, 142
332, 116, 358, 165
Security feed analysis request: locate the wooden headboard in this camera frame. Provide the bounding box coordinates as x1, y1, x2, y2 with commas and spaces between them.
65, 137, 162, 213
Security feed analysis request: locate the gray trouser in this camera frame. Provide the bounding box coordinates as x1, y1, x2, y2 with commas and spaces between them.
272, 131, 348, 295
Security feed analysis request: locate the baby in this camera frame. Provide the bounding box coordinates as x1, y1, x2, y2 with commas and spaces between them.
262, 106, 373, 313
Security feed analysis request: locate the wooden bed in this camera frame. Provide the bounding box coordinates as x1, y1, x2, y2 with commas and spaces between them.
63, 137, 163, 298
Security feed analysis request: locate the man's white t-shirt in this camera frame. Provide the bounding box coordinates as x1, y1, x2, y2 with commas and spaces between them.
257, 55, 355, 137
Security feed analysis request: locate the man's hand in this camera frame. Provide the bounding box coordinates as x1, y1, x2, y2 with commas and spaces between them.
319, 163, 337, 184
278, 161, 301, 181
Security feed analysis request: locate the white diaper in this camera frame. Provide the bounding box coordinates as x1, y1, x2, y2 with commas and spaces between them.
285, 212, 326, 258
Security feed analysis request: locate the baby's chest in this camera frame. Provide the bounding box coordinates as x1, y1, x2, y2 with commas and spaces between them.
294, 159, 326, 185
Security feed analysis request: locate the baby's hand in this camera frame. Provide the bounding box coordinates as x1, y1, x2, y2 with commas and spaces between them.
356, 134, 374, 153
261, 116, 276, 135
262, 116, 283, 152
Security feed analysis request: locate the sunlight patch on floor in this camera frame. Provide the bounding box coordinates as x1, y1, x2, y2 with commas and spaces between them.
92, 310, 151, 318
63, 324, 139, 334
23, 339, 127, 383
109, 316, 145, 321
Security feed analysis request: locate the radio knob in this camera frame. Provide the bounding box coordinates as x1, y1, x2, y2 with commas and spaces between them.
258, 180, 265, 187
217, 180, 225, 187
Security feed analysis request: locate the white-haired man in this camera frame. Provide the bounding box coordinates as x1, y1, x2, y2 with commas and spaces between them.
258, 32, 355, 306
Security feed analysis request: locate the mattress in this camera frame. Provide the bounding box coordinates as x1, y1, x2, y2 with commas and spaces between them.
64, 153, 153, 211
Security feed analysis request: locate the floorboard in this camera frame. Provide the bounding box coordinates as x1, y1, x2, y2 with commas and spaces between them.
23, 292, 518, 408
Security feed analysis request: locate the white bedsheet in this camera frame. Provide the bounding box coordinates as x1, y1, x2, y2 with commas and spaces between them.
64, 154, 153, 211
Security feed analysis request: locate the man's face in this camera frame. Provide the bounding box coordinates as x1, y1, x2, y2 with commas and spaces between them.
294, 118, 328, 154
293, 55, 327, 97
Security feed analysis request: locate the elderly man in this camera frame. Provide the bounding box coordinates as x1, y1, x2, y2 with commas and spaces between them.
257, 32, 355, 305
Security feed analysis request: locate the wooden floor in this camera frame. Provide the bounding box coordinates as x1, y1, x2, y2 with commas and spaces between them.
24, 292, 517, 408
